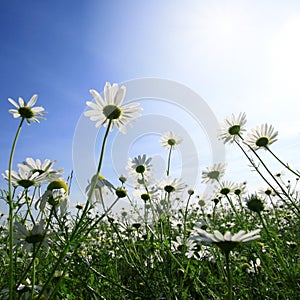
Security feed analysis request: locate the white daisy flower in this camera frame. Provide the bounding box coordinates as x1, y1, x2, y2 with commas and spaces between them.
160, 177, 187, 194
201, 163, 226, 183
160, 131, 183, 149
127, 154, 153, 184
2, 168, 47, 188
245, 123, 278, 150
14, 219, 51, 252
18, 158, 63, 181
191, 228, 261, 252
84, 82, 142, 134
133, 185, 159, 202
219, 112, 247, 144
216, 180, 237, 197
8, 94, 46, 124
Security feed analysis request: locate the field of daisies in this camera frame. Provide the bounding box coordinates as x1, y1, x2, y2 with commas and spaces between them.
1, 82, 299, 299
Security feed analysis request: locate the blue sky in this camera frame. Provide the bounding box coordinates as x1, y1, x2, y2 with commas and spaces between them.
1, 1, 300, 210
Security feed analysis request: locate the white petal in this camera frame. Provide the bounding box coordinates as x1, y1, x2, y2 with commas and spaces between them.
8, 98, 20, 108
90, 89, 105, 107
27, 94, 38, 107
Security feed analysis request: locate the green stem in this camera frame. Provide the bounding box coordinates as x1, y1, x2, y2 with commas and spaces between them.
235, 140, 299, 215
257, 212, 292, 281
30, 244, 36, 300
166, 145, 173, 176
8, 117, 24, 300
224, 251, 232, 300
247, 144, 300, 215
266, 147, 300, 178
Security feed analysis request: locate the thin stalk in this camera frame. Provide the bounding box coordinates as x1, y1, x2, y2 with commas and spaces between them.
248, 145, 300, 214
224, 251, 232, 300
30, 244, 36, 300
266, 147, 300, 178
166, 145, 173, 176
235, 140, 299, 215
257, 212, 292, 282
8, 117, 24, 300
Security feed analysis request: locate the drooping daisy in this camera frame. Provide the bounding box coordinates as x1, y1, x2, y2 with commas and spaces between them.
2, 168, 47, 188
191, 228, 261, 252
40, 180, 69, 216
201, 163, 226, 183
85, 174, 115, 207
219, 112, 247, 144
18, 158, 63, 181
84, 82, 142, 134
160, 131, 183, 149
245, 123, 278, 150
8, 94, 46, 124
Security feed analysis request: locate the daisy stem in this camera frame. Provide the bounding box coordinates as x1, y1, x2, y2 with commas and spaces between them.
257, 212, 293, 282
247, 144, 300, 215
166, 145, 173, 176
266, 147, 300, 178
30, 244, 36, 300
226, 195, 243, 224
97, 119, 113, 175
8, 117, 24, 300
235, 140, 300, 216
224, 250, 232, 300
183, 193, 192, 240
74, 119, 113, 236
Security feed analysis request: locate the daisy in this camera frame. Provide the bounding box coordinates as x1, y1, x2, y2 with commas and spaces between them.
245, 123, 278, 150
127, 154, 153, 183
201, 163, 226, 183
219, 112, 247, 144
160, 131, 183, 149
8, 94, 46, 124
2, 168, 46, 188
14, 219, 51, 252
191, 228, 260, 253
216, 180, 237, 196
246, 194, 264, 213
84, 82, 142, 134
40, 180, 69, 216
85, 174, 115, 207
18, 158, 63, 181
160, 177, 187, 194
133, 185, 159, 202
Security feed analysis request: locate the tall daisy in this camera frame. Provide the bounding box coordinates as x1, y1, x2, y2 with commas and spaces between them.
84, 82, 142, 134
219, 112, 247, 144
127, 154, 153, 184
8, 94, 46, 125
160, 131, 183, 149
245, 123, 278, 150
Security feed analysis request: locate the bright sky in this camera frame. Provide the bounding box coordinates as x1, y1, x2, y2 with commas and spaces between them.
1, 1, 299, 211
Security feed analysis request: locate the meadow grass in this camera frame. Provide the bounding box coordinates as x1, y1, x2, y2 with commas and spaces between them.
1, 86, 299, 299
